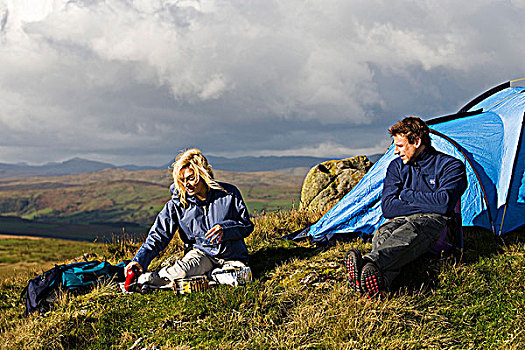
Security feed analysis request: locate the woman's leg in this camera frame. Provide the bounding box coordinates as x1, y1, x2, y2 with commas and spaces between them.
138, 248, 217, 286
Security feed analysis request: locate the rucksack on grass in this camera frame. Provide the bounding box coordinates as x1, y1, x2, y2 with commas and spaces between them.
21, 260, 126, 317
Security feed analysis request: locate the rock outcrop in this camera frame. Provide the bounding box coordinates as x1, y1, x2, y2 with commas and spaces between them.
300, 155, 372, 213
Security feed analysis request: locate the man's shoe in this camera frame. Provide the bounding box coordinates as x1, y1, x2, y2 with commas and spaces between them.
360, 262, 384, 299
344, 249, 362, 293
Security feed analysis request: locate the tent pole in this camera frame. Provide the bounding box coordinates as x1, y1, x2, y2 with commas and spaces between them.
429, 129, 496, 234
459, 81, 510, 113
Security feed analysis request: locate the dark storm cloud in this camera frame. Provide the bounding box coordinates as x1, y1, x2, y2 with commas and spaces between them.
0, 0, 524, 165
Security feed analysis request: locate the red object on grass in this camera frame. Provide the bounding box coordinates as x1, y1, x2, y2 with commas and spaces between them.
124, 265, 141, 292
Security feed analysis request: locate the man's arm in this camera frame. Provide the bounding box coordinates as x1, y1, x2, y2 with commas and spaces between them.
381, 160, 421, 218
399, 159, 467, 215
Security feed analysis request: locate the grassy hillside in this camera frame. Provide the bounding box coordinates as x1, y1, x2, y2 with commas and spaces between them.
0, 235, 108, 280
0, 209, 523, 349
0, 168, 304, 240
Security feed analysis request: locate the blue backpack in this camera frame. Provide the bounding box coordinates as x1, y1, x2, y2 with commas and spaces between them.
22, 260, 126, 317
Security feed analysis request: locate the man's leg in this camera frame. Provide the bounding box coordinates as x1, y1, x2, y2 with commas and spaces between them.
364, 214, 447, 288
343, 218, 406, 293
371, 217, 409, 253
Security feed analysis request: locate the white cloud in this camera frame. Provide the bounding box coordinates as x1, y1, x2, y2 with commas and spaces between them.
0, 0, 524, 165
511, 0, 525, 8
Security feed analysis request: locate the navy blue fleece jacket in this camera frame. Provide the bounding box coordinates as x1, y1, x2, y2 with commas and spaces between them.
132, 182, 254, 271
381, 146, 467, 219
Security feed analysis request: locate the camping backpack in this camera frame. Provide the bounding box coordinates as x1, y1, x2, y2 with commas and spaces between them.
61, 260, 126, 290
21, 260, 126, 317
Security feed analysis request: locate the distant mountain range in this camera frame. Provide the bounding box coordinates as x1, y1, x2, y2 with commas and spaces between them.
0, 158, 152, 178
0, 154, 380, 178
206, 155, 333, 173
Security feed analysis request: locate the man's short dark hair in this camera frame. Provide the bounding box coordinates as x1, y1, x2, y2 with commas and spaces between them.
389, 116, 431, 147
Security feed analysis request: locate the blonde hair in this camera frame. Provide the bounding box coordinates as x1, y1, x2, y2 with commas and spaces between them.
171, 148, 224, 207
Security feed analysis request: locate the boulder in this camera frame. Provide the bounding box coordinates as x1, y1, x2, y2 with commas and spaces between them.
300, 155, 372, 212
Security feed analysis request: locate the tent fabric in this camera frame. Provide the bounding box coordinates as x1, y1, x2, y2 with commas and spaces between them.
298, 79, 525, 243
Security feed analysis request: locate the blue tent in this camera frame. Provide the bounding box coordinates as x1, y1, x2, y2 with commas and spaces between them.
297, 79, 525, 243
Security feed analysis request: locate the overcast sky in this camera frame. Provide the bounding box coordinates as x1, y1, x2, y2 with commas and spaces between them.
1, 0, 524, 166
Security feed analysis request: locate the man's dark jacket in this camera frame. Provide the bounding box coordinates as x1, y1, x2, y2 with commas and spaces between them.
381, 146, 468, 219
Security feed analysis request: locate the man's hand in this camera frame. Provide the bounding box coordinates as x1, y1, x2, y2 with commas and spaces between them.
205, 225, 224, 243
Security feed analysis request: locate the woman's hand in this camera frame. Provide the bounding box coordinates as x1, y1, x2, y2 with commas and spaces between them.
205, 225, 224, 243
125, 261, 144, 275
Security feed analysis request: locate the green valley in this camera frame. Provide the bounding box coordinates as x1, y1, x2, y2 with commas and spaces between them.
0, 168, 304, 241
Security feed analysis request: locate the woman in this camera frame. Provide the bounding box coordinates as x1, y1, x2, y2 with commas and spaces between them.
125, 148, 254, 287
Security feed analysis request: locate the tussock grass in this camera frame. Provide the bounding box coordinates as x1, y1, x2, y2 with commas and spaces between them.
1, 209, 524, 349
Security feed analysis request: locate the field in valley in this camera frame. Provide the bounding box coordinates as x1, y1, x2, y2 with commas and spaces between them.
0, 168, 304, 241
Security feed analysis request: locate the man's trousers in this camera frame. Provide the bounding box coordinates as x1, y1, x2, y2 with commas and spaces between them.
364, 213, 447, 287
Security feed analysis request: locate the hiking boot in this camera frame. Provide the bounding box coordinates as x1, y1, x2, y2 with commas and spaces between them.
360, 262, 384, 299
344, 249, 362, 293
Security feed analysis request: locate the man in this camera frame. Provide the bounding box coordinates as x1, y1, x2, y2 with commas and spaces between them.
345, 116, 467, 298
